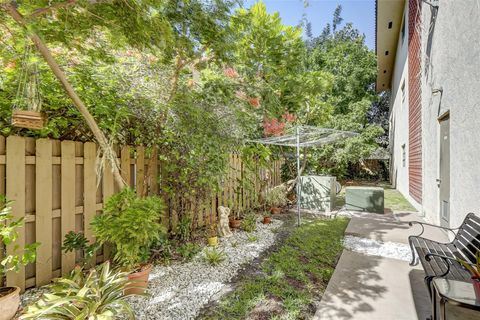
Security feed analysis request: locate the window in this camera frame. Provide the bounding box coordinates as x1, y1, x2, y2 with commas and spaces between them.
402, 144, 406, 167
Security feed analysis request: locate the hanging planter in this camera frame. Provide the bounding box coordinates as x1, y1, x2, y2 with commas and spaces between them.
12, 110, 45, 129
11, 46, 46, 130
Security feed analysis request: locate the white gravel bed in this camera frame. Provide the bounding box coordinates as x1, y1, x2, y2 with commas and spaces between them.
343, 235, 412, 262
127, 218, 283, 320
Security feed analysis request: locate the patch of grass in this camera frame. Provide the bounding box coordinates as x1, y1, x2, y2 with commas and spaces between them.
202, 218, 349, 319
384, 187, 416, 212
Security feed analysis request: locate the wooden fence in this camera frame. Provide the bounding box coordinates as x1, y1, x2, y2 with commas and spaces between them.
0, 135, 283, 290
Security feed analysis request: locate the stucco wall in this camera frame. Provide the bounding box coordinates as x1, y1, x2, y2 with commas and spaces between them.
390, 0, 480, 222
420, 1, 480, 227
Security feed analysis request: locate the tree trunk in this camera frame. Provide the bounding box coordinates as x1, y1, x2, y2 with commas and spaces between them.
4, 4, 126, 190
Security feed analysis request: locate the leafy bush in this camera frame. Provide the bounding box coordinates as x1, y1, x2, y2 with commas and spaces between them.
62, 231, 100, 266
151, 237, 174, 264
0, 196, 39, 275
241, 212, 257, 233
20, 261, 136, 319
177, 216, 192, 241
265, 185, 288, 208
91, 188, 166, 270
204, 248, 226, 266
177, 243, 201, 261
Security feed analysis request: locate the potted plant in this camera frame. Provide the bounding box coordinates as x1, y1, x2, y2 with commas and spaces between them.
458, 251, 480, 299
91, 188, 166, 295
207, 223, 218, 246
0, 197, 39, 320
265, 185, 287, 215
262, 212, 272, 224
229, 207, 242, 229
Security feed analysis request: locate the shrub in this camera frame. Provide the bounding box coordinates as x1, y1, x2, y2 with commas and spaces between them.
20, 261, 136, 319
265, 185, 288, 208
177, 242, 201, 261
204, 248, 226, 266
241, 212, 257, 233
62, 231, 101, 266
247, 234, 258, 242
0, 196, 39, 275
91, 188, 166, 270
177, 216, 192, 241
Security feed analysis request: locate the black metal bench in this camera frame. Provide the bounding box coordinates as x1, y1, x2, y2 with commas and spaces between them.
408, 212, 480, 294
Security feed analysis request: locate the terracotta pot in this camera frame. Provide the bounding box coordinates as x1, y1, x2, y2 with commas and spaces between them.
126, 264, 152, 295
0, 286, 20, 320
270, 207, 281, 215
472, 277, 480, 300
229, 219, 241, 229
263, 216, 272, 224
207, 236, 218, 246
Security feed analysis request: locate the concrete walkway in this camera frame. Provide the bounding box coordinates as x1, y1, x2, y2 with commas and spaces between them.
314, 211, 449, 320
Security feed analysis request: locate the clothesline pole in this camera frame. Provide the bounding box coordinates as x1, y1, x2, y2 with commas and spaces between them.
296, 125, 301, 226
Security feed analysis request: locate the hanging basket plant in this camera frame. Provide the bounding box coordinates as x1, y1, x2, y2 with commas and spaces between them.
11, 47, 46, 130
12, 110, 45, 129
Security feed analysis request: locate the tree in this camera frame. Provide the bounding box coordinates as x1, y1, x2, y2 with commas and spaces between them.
0, 0, 236, 189
296, 7, 382, 178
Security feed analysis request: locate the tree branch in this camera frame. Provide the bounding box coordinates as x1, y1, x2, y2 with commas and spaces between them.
26, 0, 78, 20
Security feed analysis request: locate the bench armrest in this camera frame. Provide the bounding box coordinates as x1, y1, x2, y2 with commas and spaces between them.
408, 221, 458, 238
425, 253, 457, 277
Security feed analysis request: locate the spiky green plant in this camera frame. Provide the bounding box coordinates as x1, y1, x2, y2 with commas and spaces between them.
204, 248, 226, 266
20, 261, 137, 319
458, 251, 480, 278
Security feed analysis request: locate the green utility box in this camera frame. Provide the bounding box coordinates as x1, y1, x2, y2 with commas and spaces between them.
345, 186, 384, 214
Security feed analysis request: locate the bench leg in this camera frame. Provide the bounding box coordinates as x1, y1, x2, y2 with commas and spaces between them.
408, 236, 419, 266
425, 275, 435, 300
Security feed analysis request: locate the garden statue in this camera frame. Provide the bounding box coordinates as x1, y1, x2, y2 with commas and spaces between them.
217, 206, 232, 237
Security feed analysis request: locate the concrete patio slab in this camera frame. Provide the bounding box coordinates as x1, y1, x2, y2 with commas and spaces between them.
314, 250, 431, 320
344, 211, 450, 244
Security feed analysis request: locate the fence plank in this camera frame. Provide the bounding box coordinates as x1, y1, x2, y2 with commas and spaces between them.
61, 141, 76, 276
136, 146, 145, 197
121, 146, 131, 187
35, 139, 53, 286
6, 136, 26, 291
84, 142, 96, 266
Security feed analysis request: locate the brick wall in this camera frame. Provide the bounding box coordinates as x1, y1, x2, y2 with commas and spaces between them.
408, 0, 423, 203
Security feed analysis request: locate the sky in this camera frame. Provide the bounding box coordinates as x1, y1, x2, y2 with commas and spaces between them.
243, 0, 376, 50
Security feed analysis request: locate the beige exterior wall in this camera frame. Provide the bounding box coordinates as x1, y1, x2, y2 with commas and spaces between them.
389, 0, 480, 226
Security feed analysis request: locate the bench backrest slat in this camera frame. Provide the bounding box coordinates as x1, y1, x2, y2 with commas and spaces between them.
453, 213, 480, 264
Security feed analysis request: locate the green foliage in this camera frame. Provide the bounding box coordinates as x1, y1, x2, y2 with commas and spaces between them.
62, 231, 101, 267
151, 237, 174, 264
177, 243, 201, 261
0, 196, 39, 275
20, 261, 136, 320
91, 188, 166, 269
204, 248, 226, 266
458, 251, 480, 278
203, 218, 349, 319
246, 234, 258, 242
265, 185, 288, 208
241, 211, 257, 233
177, 216, 192, 242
